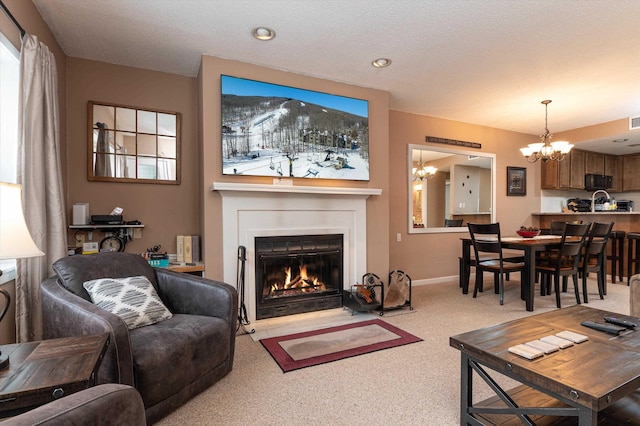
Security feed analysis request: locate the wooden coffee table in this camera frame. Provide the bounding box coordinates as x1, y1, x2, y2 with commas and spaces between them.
450, 305, 640, 425
0, 333, 109, 417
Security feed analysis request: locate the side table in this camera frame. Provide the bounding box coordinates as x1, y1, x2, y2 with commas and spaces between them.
166, 262, 205, 276
0, 333, 109, 417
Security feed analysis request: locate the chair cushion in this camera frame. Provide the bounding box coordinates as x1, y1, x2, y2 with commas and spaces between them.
129, 314, 231, 408
83, 276, 173, 330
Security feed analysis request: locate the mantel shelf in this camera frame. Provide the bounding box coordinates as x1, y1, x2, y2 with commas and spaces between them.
211, 182, 382, 197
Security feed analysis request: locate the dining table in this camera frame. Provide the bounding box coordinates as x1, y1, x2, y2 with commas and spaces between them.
460, 234, 576, 311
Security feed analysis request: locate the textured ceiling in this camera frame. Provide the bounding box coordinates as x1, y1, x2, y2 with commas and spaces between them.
33, 0, 640, 153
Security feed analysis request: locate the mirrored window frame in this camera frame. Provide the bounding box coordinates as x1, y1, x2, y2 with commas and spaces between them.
87, 101, 181, 184
407, 144, 496, 234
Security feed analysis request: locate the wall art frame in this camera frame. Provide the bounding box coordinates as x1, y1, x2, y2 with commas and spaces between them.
507, 166, 526, 196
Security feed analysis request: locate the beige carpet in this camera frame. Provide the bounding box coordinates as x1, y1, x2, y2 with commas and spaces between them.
156, 277, 631, 425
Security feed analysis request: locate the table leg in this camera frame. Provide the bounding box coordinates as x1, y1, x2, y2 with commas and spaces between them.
461, 240, 471, 294
577, 406, 596, 426
524, 247, 535, 312
460, 353, 473, 426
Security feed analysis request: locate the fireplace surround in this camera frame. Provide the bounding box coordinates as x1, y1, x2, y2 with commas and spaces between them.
212, 182, 381, 323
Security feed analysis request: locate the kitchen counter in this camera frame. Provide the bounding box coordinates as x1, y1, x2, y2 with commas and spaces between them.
532, 211, 640, 231
533, 211, 640, 215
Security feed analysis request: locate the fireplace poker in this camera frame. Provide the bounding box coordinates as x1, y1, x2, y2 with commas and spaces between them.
237, 245, 255, 334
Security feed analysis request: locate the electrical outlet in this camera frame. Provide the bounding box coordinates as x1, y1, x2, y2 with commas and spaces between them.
133, 228, 142, 239
76, 234, 85, 248
396, 233, 402, 242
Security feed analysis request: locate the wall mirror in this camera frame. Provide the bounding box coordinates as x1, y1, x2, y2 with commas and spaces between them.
88, 101, 181, 184
408, 144, 495, 234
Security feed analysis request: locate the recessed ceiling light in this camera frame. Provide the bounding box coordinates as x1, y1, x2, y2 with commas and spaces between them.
372, 58, 392, 68
613, 138, 628, 143
252, 27, 276, 41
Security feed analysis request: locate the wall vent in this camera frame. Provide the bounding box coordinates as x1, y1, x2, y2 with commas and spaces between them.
630, 116, 640, 130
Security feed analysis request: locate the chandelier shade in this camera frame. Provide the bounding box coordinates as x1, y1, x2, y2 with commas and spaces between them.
412, 151, 437, 180
520, 100, 573, 163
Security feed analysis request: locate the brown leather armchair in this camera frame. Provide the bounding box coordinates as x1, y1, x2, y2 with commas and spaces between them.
40, 252, 238, 424
5, 384, 145, 426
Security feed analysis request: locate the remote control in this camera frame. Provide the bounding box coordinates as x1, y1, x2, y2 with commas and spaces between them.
604, 317, 638, 328
581, 321, 626, 334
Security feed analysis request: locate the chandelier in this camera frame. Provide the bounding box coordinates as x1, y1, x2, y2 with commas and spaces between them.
520, 100, 573, 163
413, 151, 437, 181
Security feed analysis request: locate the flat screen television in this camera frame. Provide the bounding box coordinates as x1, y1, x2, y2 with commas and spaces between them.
221, 75, 370, 181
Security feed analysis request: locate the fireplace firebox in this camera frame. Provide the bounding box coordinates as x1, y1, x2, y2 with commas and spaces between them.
255, 234, 343, 320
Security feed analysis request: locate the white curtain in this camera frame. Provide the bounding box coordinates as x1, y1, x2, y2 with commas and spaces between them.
15, 34, 67, 342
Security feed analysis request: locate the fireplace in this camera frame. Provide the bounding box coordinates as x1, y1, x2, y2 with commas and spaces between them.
255, 234, 343, 319
212, 182, 382, 324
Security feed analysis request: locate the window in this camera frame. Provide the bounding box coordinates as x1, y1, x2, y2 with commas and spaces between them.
0, 31, 19, 281
0, 32, 19, 184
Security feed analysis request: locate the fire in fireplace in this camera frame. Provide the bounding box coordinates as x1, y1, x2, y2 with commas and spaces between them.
255, 234, 343, 319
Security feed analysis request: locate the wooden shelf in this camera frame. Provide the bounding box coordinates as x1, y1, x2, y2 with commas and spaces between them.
165, 262, 204, 273
69, 224, 144, 230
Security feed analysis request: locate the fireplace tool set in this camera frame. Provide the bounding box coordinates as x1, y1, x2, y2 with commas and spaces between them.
236, 245, 255, 334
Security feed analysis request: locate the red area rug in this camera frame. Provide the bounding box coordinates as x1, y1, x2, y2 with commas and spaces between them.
260, 318, 423, 373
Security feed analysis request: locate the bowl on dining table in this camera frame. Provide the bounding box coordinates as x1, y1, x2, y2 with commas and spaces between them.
516, 229, 541, 238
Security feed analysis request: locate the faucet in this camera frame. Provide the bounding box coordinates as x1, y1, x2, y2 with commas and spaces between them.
591, 190, 611, 212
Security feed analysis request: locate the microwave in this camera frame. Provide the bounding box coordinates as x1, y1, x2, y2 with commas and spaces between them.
584, 174, 612, 191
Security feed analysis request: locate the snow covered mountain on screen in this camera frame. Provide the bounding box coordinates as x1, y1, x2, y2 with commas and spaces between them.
221, 77, 369, 181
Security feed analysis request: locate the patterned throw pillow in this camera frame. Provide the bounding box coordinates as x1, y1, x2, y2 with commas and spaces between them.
83, 276, 173, 330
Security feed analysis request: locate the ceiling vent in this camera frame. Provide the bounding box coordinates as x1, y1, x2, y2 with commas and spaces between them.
630, 116, 640, 130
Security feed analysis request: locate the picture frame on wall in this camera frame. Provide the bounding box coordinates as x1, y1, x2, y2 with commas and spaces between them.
507, 166, 526, 196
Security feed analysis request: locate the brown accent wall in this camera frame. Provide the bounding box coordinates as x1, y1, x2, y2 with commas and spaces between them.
66, 58, 199, 254
198, 56, 390, 282
388, 111, 540, 280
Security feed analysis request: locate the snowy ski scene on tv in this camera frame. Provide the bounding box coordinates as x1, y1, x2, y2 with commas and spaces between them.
221, 75, 370, 181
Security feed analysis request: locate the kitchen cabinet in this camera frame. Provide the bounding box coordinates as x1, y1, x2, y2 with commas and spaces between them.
569, 149, 585, 189
623, 154, 640, 191
542, 149, 625, 192
585, 152, 605, 174
605, 155, 622, 192
541, 149, 585, 190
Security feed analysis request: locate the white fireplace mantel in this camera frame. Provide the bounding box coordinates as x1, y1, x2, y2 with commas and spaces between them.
211, 181, 382, 323
211, 182, 382, 197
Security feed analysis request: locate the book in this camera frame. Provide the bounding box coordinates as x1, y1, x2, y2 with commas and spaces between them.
192, 235, 200, 263
183, 235, 193, 264
176, 235, 184, 263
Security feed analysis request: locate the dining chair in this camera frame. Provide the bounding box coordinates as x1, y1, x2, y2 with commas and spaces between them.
536, 220, 583, 279
445, 218, 463, 227
535, 222, 591, 308
578, 222, 614, 303
467, 222, 525, 305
